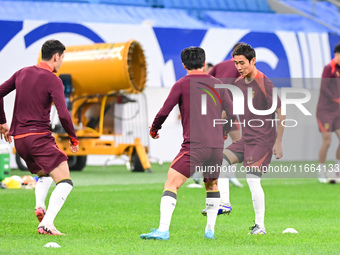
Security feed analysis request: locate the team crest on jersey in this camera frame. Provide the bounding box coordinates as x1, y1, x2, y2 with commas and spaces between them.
325, 123, 329, 130
247, 157, 253, 164
252, 91, 255, 99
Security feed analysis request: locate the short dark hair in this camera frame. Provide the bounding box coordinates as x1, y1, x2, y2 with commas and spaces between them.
334, 44, 340, 54
181, 47, 205, 70
232, 43, 256, 63
41, 39, 66, 61
206, 62, 214, 68
232, 42, 245, 51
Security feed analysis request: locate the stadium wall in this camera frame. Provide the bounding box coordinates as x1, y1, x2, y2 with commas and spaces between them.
0, 20, 340, 167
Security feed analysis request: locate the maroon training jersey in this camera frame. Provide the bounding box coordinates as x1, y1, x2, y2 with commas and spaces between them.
209, 59, 240, 84
317, 58, 340, 113
150, 71, 233, 149
209, 58, 240, 129
235, 71, 281, 144
0, 64, 78, 143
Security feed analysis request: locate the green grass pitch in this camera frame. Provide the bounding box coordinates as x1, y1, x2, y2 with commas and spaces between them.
1, 162, 340, 254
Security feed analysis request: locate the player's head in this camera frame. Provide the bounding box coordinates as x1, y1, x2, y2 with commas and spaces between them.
334, 44, 340, 54
203, 62, 214, 73
333, 44, 340, 64
41, 39, 66, 73
181, 47, 205, 71
232, 44, 256, 77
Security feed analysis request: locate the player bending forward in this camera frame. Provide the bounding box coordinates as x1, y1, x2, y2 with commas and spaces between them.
140, 46, 233, 240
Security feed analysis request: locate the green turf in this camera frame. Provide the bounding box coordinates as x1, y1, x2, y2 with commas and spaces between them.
1, 163, 340, 254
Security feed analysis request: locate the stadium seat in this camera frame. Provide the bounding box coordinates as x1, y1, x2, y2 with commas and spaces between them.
281, 0, 340, 29
225, 0, 238, 11
244, 0, 259, 12
100, 0, 148, 6
257, 0, 273, 12
203, 11, 333, 32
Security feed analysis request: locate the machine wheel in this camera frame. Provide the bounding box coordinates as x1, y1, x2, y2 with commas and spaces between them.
16, 153, 28, 171
131, 150, 144, 172
68, 156, 87, 171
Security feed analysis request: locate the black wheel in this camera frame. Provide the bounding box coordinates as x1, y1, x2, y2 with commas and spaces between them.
68, 156, 87, 171
15, 153, 28, 171
131, 150, 144, 172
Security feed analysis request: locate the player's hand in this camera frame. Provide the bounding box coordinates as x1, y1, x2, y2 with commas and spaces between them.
69, 140, 79, 153
0, 123, 12, 143
223, 129, 228, 141
149, 126, 159, 139
273, 141, 283, 159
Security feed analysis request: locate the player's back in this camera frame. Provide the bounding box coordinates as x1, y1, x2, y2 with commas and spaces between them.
11, 66, 62, 135
177, 72, 231, 149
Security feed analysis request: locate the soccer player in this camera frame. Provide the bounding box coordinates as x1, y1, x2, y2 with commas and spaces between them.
316, 44, 340, 183
209, 42, 245, 190
0, 39, 79, 235
209, 44, 285, 234
140, 47, 233, 240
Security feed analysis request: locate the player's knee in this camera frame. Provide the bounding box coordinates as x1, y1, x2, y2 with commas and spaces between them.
324, 139, 331, 147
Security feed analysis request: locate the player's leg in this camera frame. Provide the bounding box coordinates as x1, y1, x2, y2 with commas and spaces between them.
228, 129, 243, 187
318, 132, 332, 183
14, 138, 53, 223
201, 148, 223, 238
141, 151, 190, 240
246, 171, 266, 234
160, 168, 188, 229
202, 147, 241, 216
244, 144, 271, 235
140, 168, 187, 240
35, 170, 53, 222
204, 179, 219, 239
219, 149, 239, 208
38, 161, 73, 236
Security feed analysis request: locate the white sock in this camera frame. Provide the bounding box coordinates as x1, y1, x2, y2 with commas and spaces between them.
318, 164, 326, 178
218, 176, 230, 204
246, 173, 265, 229
158, 190, 177, 232
218, 158, 230, 205
35, 176, 53, 210
41, 180, 73, 225
205, 191, 220, 233
227, 164, 237, 179
336, 160, 340, 170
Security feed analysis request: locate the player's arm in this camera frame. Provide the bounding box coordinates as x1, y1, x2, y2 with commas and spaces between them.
273, 107, 285, 159
0, 72, 18, 143
150, 84, 181, 139
50, 79, 79, 152
320, 65, 340, 104
264, 79, 284, 159
220, 86, 234, 122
